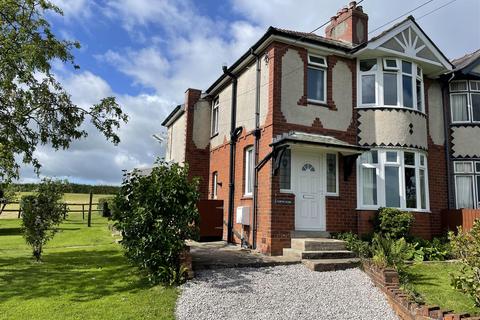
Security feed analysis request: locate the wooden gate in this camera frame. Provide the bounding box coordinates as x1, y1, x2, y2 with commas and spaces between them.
197, 200, 223, 241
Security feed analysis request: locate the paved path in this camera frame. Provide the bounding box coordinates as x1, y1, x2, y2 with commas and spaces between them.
188, 241, 300, 270
176, 264, 398, 320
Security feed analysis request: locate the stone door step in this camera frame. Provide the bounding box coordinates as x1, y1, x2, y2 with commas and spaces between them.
291, 231, 331, 238
291, 238, 347, 251
302, 258, 361, 272
283, 248, 356, 260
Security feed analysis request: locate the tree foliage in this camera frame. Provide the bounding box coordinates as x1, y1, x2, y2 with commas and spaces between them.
374, 207, 414, 239
112, 160, 200, 285
450, 221, 480, 306
20, 178, 67, 261
0, 0, 127, 181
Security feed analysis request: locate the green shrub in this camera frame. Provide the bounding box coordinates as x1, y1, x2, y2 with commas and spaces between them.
371, 234, 415, 279
374, 207, 414, 239
333, 232, 371, 258
112, 160, 200, 285
409, 236, 453, 261
97, 197, 114, 218
20, 179, 68, 261
449, 221, 480, 306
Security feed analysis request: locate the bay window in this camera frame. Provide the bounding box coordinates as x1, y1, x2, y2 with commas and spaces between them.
454, 161, 480, 209
450, 80, 480, 123
359, 58, 424, 112
358, 149, 429, 210
307, 54, 327, 103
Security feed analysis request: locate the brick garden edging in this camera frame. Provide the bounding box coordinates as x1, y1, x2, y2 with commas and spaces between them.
180, 246, 194, 279
362, 261, 479, 320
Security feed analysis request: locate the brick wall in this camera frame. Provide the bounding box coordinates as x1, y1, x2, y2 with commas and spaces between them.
184, 89, 210, 199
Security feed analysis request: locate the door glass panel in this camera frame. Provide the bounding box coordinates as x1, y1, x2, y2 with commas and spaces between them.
385, 166, 400, 207
326, 154, 337, 193
302, 163, 315, 172
405, 167, 417, 208
279, 150, 291, 189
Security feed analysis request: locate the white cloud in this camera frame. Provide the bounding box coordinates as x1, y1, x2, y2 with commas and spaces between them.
51, 0, 93, 20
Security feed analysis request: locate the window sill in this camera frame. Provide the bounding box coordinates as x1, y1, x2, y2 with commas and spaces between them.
326, 193, 339, 197
210, 132, 219, 139
307, 99, 328, 107
356, 105, 426, 116
356, 207, 431, 213
280, 189, 294, 194
242, 195, 253, 200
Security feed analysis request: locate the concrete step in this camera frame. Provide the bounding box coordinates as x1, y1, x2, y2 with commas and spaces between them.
290, 230, 331, 238
302, 258, 360, 272
291, 238, 347, 251
283, 248, 356, 260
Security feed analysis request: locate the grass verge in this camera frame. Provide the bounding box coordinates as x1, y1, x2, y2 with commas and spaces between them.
0, 212, 177, 320
407, 262, 479, 315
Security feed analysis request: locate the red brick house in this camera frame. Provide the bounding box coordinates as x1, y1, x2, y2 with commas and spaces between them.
162, 2, 465, 255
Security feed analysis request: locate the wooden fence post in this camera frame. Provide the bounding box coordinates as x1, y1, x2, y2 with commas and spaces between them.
87, 191, 93, 227
64, 203, 67, 219
82, 204, 85, 220
18, 208, 21, 219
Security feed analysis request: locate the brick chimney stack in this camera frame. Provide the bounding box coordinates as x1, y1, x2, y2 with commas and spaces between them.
325, 1, 368, 45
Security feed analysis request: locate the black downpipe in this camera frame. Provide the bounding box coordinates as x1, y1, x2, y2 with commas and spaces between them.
223, 66, 239, 243
251, 48, 261, 249
442, 74, 455, 210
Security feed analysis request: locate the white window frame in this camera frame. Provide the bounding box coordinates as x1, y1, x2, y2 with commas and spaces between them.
244, 147, 254, 196
325, 153, 339, 196
307, 54, 327, 104
450, 80, 468, 92
357, 149, 430, 211
357, 58, 424, 112
471, 80, 480, 92
212, 172, 218, 199
450, 92, 471, 123
211, 98, 219, 136
454, 160, 480, 209
383, 58, 399, 71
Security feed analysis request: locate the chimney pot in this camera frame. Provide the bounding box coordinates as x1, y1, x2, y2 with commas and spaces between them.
349, 1, 357, 9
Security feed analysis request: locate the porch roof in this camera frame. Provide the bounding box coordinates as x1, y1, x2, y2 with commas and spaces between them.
270, 131, 368, 154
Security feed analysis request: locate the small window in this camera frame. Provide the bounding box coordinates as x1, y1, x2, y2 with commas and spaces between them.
455, 161, 474, 173
212, 172, 218, 199
307, 68, 326, 102
386, 151, 398, 163
404, 152, 415, 166
476, 161, 480, 173
361, 150, 378, 164
420, 155, 425, 167
471, 80, 480, 92
451, 93, 470, 122
244, 147, 254, 196
402, 61, 412, 74
383, 58, 399, 71
450, 80, 468, 92
279, 149, 291, 190
211, 98, 219, 135
326, 153, 337, 194
360, 59, 378, 72
308, 55, 327, 68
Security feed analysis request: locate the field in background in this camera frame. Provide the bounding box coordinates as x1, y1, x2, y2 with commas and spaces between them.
0, 212, 177, 319
0, 193, 114, 219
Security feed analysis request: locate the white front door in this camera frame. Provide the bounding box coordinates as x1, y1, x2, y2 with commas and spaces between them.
295, 152, 326, 231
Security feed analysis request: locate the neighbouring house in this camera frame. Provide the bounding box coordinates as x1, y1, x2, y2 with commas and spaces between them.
162, 1, 478, 255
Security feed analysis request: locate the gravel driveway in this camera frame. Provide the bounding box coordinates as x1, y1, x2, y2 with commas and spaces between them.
176, 265, 398, 320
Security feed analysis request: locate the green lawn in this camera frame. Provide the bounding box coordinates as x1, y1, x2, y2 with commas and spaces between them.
407, 262, 480, 315
0, 212, 177, 320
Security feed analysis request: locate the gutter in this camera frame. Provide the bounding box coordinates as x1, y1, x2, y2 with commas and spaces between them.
223, 66, 242, 244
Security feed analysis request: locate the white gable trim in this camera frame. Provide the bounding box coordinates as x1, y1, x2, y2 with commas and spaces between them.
357, 19, 451, 70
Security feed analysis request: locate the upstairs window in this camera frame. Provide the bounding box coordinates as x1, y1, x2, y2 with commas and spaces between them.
211, 98, 219, 136
450, 80, 480, 123
359, 58, 424, 112
307, 54, 327, 103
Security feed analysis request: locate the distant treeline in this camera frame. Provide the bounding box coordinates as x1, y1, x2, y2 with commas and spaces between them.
10, 183, 120, 195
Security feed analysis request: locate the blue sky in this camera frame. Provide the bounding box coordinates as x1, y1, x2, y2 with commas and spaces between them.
20, 0, 480, 185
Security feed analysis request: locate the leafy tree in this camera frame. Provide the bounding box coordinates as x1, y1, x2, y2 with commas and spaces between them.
20, 178, 67, 261
112, 159, 200, 285
450, 221, 480, 306
0, 0, 128, 181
